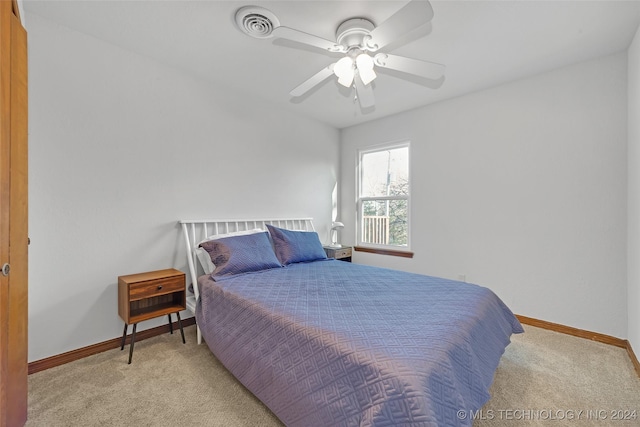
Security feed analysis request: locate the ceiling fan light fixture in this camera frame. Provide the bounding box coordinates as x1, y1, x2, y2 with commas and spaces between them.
264, 0, 442, 109
356, 53, 376, 85
334, 56, 355, 87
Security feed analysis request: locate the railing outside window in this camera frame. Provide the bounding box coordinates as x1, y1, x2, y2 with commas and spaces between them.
362, 216, 389, 245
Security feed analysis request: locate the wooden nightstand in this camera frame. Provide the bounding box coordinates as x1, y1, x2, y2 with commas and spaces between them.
323, 246, 352, 262
118, 268, 186, 364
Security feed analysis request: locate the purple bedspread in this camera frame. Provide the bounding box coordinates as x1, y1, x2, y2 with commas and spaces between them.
196, 260, 523, 426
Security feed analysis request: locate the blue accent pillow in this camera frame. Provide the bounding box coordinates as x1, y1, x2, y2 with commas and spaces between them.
266, 225, 327, 265
199, 231, 282, 280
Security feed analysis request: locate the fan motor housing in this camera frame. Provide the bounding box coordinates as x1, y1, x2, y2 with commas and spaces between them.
336, 18, 375, 48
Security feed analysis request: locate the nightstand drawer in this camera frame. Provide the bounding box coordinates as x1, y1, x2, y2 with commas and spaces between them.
323, 246, 353, 262
333, 248, 352, 259
129, 276, 184, 300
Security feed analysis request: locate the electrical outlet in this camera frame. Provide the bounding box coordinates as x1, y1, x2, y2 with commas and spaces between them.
458, 274, 466, 282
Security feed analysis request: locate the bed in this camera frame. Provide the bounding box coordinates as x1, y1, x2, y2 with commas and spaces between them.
179, 218, 523, 427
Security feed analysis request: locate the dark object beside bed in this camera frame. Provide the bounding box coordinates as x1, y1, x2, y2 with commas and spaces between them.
196, 259, 523, 426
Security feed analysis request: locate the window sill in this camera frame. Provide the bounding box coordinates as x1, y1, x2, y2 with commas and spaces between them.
354, 246, 414, 258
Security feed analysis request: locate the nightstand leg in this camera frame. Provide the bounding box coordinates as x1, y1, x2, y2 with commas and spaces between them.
176, 312, 185, 344
128, 323, 137, 364
120, 323, 128, 350
167, 314, 173, 334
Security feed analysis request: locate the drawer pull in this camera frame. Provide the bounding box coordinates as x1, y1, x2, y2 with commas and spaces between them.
157, 285, 163, 290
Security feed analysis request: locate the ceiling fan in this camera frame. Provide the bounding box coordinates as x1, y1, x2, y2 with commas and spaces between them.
234, 0, 445, 109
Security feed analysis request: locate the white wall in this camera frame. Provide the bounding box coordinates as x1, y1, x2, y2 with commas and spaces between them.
27, 14, 339, 362
628, 26, 640, 353
340, 53, 628, 339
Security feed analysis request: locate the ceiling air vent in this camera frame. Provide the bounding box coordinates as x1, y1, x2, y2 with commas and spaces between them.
234, 6, 280, 39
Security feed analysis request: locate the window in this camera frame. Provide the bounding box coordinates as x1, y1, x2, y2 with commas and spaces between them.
357, 143, 411, 255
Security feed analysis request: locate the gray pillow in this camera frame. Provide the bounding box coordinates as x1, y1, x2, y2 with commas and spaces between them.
266, 224, 327, 265
200, 231, 282, 280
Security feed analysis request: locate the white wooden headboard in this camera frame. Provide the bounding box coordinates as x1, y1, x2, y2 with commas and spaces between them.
179, 218, 315, 342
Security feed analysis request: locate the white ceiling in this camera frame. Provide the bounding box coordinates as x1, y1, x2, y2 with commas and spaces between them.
24, 0, 640, 129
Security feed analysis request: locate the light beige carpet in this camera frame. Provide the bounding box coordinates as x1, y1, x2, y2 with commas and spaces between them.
26, 325, 639, 426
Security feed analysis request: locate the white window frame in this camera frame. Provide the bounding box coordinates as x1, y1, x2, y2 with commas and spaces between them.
356, 141, 411, 252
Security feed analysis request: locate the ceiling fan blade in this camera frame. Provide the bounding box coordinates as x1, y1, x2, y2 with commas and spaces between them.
290, 64, 336, 97
374, 53, 445, 80
354, 73, 375, 109
364, 0, 434, 52
272, 26, 345, 53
